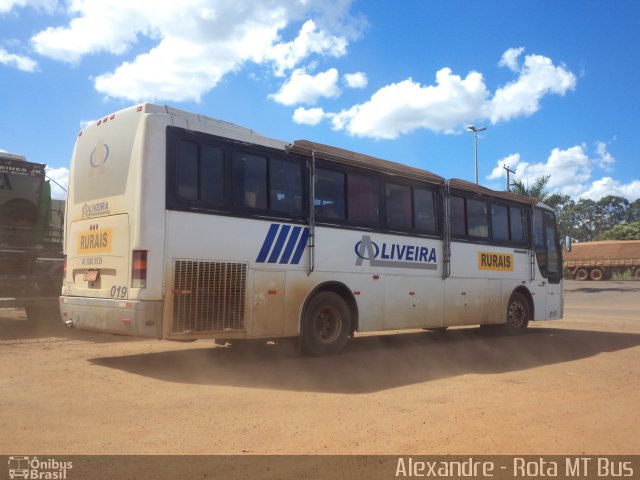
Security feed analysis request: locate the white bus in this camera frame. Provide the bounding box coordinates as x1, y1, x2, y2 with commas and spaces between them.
60, 104, 564, 355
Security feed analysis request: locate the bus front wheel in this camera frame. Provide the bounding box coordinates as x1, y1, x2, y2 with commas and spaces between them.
504, 291, 530, 334
302, 291, 351, 356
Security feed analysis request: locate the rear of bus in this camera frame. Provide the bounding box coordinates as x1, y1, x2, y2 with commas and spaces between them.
60, 104, 166, 337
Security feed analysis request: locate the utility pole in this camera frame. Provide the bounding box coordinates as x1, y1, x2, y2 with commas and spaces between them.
467, 125, 487, 184
503, 164, 516, 192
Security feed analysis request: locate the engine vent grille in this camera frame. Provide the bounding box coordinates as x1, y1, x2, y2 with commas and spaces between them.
171, 260, 246, 334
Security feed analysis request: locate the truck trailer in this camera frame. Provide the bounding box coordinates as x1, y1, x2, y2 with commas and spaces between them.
0, 152, 65, 322
564, 240, 640, 281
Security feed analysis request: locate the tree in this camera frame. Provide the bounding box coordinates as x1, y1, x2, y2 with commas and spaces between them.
599, 221, 640, 240
627, 199, 640, 223
547, 193, 575, 242
595, 195, 629, 233
509, 174, 551, 202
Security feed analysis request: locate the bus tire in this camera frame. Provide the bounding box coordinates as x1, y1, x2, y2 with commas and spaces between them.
590, 268, 604, 281
301, 291, 351, 356
504, 291, 530, 334
575, 268, 589, 281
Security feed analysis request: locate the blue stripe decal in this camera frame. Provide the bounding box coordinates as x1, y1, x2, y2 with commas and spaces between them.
291, 227, 310, 264
267, 225, 291, 263
279, 226, 302, 264
255, 223, 280, 263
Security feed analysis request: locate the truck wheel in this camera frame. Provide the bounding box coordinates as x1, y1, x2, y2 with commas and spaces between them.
503, 291, 530, 335
575, 268, 589, 281
301, 291, 351, 356
590, 268, 604, 281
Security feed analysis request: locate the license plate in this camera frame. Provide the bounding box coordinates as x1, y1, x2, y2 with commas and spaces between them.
83, 270, 99, 282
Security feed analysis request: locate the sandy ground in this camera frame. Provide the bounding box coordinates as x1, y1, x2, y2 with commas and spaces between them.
1, 280, 639, 456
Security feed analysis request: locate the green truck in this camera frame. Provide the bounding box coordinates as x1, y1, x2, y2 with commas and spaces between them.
0, 152, 65, 322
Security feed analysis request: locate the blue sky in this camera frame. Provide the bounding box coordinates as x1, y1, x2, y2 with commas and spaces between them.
1, 0, 639, 201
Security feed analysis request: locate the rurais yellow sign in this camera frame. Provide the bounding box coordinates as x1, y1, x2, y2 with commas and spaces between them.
478, 251, 514, 271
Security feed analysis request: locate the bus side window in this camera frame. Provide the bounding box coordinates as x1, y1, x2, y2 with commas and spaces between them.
510, 206, 527, 242
386, 182, 412, 230
491, 203, 509, 241
467, 199, 488, 238
200, 144, 224, 205
270, 158, 303, 214
177, 140, 198, 201
414, 187, 437, 233
232, 152, 267, 209
348, 173, 380, 225
315, 168, 345, 220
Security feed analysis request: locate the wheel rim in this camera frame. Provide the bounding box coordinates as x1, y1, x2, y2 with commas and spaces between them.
508, 300, 527, 328
313, 305, 342, 344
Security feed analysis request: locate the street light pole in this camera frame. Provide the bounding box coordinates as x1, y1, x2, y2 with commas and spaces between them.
467, 125, 487, 184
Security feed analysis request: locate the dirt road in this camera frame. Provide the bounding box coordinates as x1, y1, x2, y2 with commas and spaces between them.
1, 281, 639, 455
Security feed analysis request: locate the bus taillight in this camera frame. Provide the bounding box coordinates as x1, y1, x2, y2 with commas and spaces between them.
132, 250, 147, 288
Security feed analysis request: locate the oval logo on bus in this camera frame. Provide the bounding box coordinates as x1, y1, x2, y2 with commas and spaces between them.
89, 140, 110, 168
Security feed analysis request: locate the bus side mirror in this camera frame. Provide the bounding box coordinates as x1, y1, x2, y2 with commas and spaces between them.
565, 236, 572, 253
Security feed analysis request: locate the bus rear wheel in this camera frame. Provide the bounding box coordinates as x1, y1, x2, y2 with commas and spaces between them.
575, 268, 589, 281
504, 291, 530, 335
302, 291, 351, 356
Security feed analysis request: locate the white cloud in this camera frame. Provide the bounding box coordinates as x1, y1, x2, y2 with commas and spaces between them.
489, 49, 576, 123
323, 48, 576, 140
331, 69, 489, 139
594, 141, 615, 171
269, 68, 341, 106
28, 0, 359, 102
266, 19, 348, 77
45, 165, 69, 200
0, 47, 37, 72
498, 47, 525, 72
579, 177, 640, 201
488, 142, 640, 201
344, 71, 367, 88
293, 106, 326, 125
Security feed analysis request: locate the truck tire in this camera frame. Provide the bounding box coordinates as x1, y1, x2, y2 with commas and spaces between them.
575, 268, 589, 281
634, 268, 640, 281
590, 268, 604, 281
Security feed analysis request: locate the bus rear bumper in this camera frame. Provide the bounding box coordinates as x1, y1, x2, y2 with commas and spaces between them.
59, 296, 163, 339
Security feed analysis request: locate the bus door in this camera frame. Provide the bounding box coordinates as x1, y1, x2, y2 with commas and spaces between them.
533, 208, 563, 320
